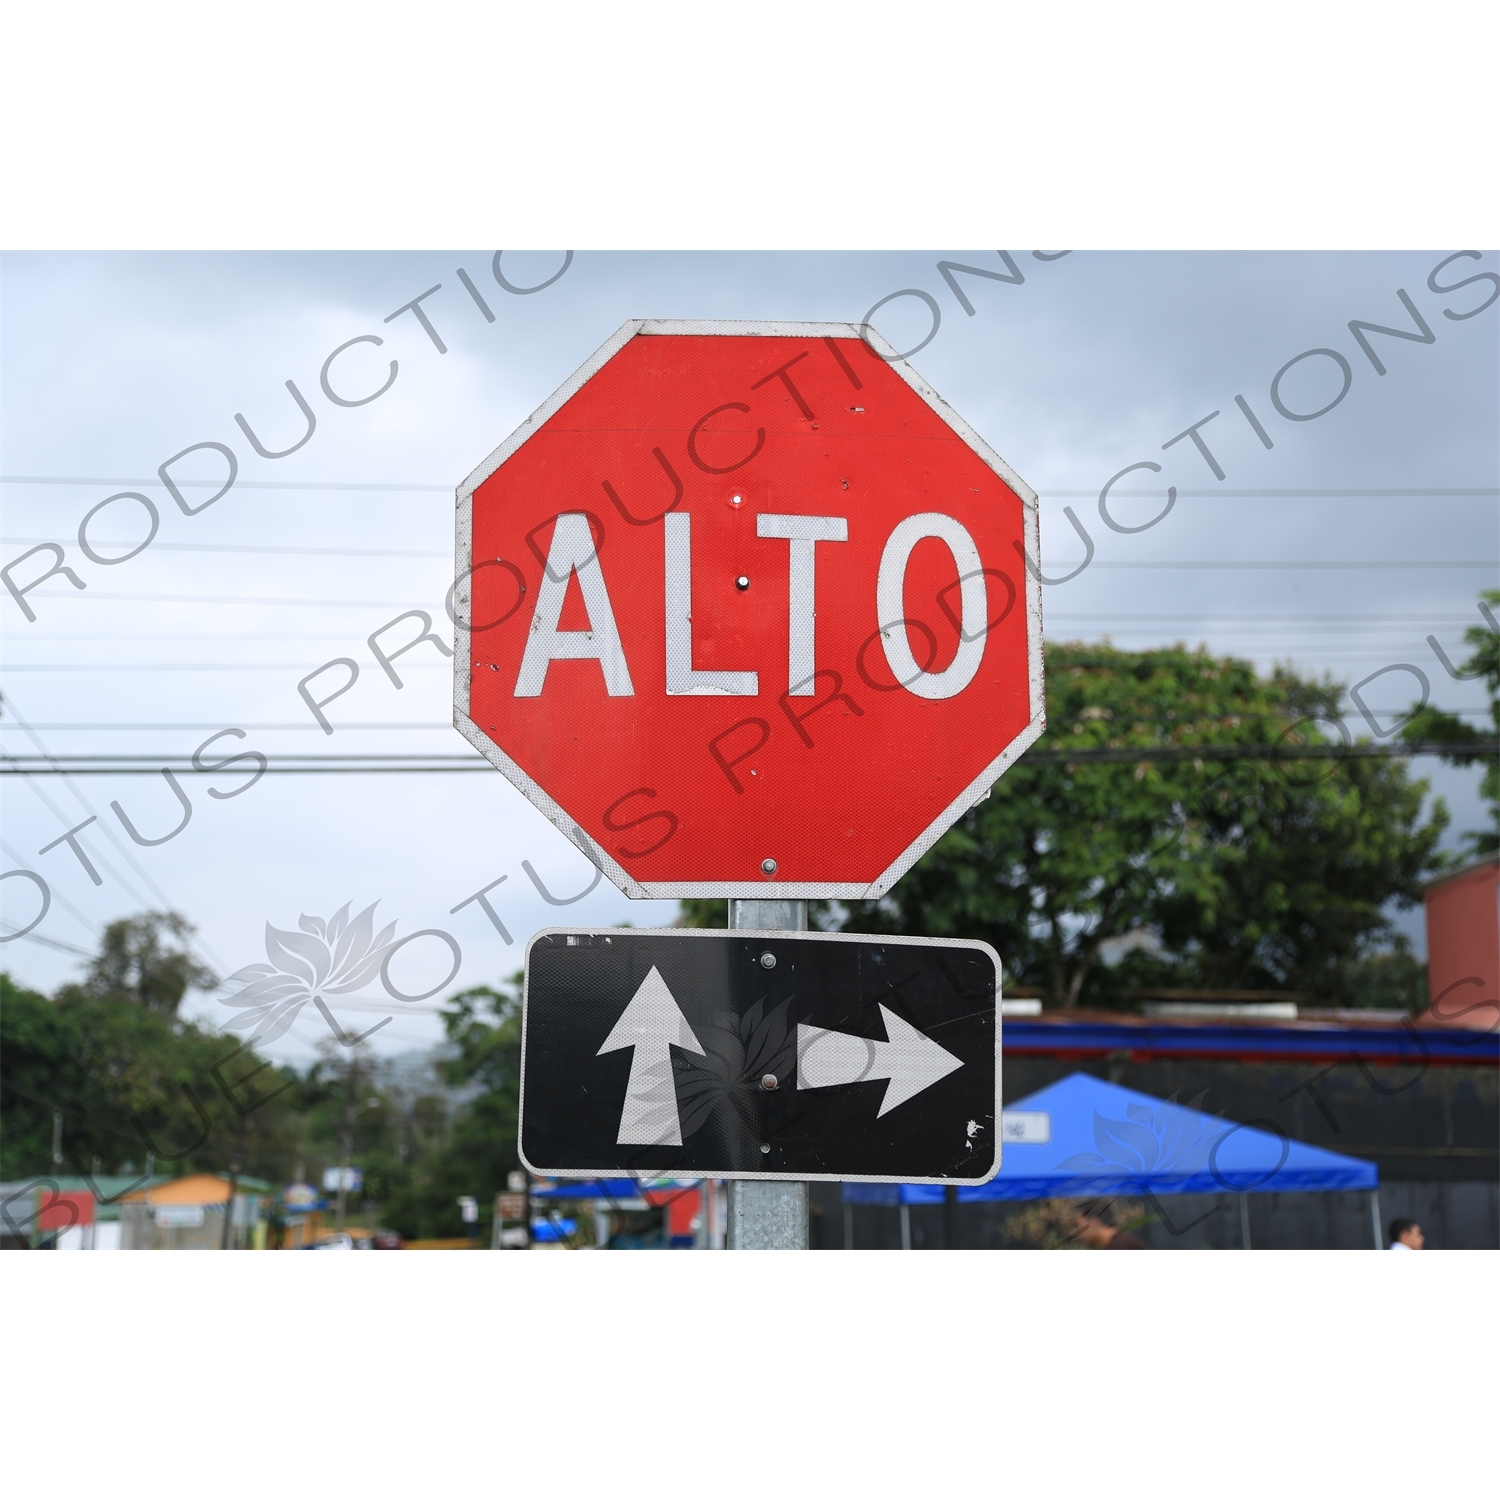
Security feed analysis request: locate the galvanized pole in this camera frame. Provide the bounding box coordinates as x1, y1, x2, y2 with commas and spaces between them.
727, 898, 808, 1250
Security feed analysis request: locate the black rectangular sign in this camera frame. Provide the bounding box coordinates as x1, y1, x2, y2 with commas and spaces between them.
520, 928, 1001, 1184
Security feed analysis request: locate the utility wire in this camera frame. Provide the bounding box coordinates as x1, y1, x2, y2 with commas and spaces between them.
3, 537, 450, 559
4, 476, 1494, 496
0, 722, 455, 731
0, 924, 96, 958
1, 475, 452, 491
6, 709, 1489, 732
0, 692, 228, 973
16, 591, 446, 609
0, 833, 102, 939
1018, 741, 1498, 766
3, 741, 1491, 774
13, 566, 1498, 615
0, 742, 164, 900
0, 663, 452, 672
6, 614, 1488, 637
7, 653, 1486, 674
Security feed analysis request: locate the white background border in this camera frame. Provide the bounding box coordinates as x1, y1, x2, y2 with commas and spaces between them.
3, 3, 1494, 251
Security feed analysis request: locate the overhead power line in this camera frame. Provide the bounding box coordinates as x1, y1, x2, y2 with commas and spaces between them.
0, 663, 452, 672
8, 613, 1488, 634
1019, 741, 1498, 766
16, 591, 441, 609
0, 722, 455, 731
3, 476, 1495, 497
2, 742, 1491, 775
0, 722, 456, 731
0, 924, 97, 957
0, 475, 451, 491
6, 710, 1489, 732
3, 536, 451, 559
0, 693, 229, 972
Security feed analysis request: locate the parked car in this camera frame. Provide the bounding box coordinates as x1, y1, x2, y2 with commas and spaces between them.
307, 1228, 404, 1250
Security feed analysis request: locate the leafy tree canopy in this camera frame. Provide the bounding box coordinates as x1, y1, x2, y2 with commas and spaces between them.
0, 961, 296, 1183
1401, 589, 1499, 858
72, 911, 217, 1015
2, 918, 527, 1242
370, 981, 525, 1240
683, 642, 1449, 1009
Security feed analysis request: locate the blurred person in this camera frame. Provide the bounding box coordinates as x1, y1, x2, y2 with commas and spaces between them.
1073, 1208, 1149, 1249
1388, 1217, 1425, 1250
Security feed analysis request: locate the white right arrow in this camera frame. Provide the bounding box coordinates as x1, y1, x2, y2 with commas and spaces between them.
597, 966, 705, 1147
796, 1004, 963, 1117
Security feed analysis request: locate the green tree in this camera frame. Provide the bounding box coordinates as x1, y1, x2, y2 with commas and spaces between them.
1, 918, 531, 1234
1, 967, 298, 1181
1401, 589, 1499, 858
75, 911, 217, 1014
688, 644, 1448, 1009
438, 981, 524, 1155
374, 980, 524, 1241
1, 912, 299, 1182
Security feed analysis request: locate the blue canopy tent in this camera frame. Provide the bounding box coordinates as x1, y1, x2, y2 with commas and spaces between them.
532, 1179, 652, 1203
844, 1072, 1382, 1248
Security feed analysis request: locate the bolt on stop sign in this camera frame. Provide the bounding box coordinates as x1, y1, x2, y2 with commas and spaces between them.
453, 319, 1044, 899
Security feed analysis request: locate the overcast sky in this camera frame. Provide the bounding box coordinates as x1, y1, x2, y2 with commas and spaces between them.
2, 249, 1495, 1059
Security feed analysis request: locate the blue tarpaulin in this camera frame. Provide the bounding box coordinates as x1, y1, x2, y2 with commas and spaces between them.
847, 1072, 1377, 1205
531, 1179, 700, 1204
1003, 1015, 1494, 1064
532, 1179, 644, 1200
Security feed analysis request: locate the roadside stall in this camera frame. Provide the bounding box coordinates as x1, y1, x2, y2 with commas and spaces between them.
119, 1172, 271, 1249
845, 1072, 1381, 1248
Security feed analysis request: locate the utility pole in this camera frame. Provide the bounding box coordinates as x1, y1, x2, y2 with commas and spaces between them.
726, 899, 808, 1251
336, 1050, 360, 1232
221, 1108, 247, 1249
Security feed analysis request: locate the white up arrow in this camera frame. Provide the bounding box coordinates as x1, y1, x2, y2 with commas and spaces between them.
597, 966, 705, 1147
796, 1005, 963, 1117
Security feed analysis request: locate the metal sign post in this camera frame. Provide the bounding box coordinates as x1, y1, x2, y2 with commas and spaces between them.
458, 319, 1042, 1250
727, 897, 808, 1250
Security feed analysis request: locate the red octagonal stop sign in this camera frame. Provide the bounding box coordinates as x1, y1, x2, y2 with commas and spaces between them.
454, 319, 1044, 900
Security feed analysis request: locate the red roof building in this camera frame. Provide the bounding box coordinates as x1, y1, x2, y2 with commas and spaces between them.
1424, 856, 1500, 1031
